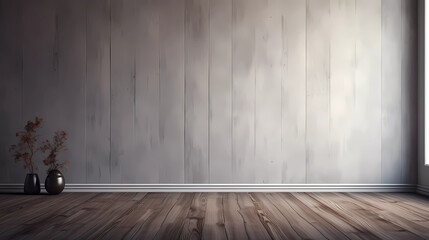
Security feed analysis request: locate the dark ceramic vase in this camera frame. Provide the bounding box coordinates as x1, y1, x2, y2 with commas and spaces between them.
24, 173, 40, 194
45, 170, 65, 194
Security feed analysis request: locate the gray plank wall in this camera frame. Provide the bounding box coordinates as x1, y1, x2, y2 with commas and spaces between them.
0, 0, 417, 184
418, 0, 428, 187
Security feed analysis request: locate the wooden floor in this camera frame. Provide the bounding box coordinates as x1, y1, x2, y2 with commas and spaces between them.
1, 192, 429, 239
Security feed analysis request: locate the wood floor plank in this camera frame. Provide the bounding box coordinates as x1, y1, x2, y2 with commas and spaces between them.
24, 193, 93, 225
222, 193, 249, 240
121, 193, 169, 239
31, 193, 103, 239
291, 192, 378, 240
0, 193, 97, 238
59, 193, 138, 239
376, 193, 429, 219
0, 193, 73, 225
391, 193, 429, 205
280, 193, 356, 240
180, 192, 207, 240
267, 193, 327, 239
153, 193, 195, 239
101, 192, 162, 239
0, 192, 428, 239
249, 192, 301, 239
82, 193, 149, 239
357, 193, 429, 222
236, 193, 272, 240
202, 193, 228, 240
310, 193, 423, 240
344, 193, 429, 239
0, 193, 41, 209
0, 193, 76, 228
126, 193, 180, 239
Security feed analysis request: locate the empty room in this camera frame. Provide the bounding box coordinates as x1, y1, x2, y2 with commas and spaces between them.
0, 0, 428, 239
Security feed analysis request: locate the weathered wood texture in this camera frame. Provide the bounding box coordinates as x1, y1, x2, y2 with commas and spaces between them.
0, 0, 23, 183
232, 0, 257, 183
381, 0, 402, 184
417, 0, 427, 187
57, 0, 87, 184
0, 192, 429, 239
254, 0, 282, 183
306, 0, 332, 183
85, 0, 111, 183
209, 0, 233, 183
134, 0, 161, 183
185, 0, 210, 183
0, 0, 418, 184
110, 0, 138, 183
401, 0, 418, 184
329, 0, 356, 183
355, 0, 382, 183
158, 0, 185, 183
280, 0, 306, 183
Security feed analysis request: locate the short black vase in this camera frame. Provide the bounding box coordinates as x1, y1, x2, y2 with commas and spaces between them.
45, 170, 65, 195
24, 173, 40, 194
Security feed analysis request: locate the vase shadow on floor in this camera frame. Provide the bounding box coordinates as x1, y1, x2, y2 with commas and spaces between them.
0, 192, 52, 195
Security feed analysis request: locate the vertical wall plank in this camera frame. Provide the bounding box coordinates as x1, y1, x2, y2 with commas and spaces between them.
280, 0, 306, 183
254, 0, 282, 183
330, 0, 356, 183
417, 0, 425, 186
158, 0, 185, 183
306, 0, 333, 183
57, 0, 87, 183
0, 0, 23, 183
110, 0, 137, 183
22, 0, 58, 181
232, 0, 257, 183
381, 0, 402, 183
133, 0, 160, 183
209, 0, 233, 183
184, 0, 209, 183
86, 0, 111, 183
402, 0, 418, 184
355, 0, 382, 183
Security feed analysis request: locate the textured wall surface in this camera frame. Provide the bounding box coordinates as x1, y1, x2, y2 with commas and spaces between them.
0, 0, 418, 184
417, 0, 429, 187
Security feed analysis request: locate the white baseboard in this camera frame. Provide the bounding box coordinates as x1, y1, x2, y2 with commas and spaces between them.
416, 185, 429, 196
0, 183, 417, 193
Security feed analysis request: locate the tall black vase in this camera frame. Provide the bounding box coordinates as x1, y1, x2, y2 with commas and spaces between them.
45, 170, 65, 195
24, 173, 40, 194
